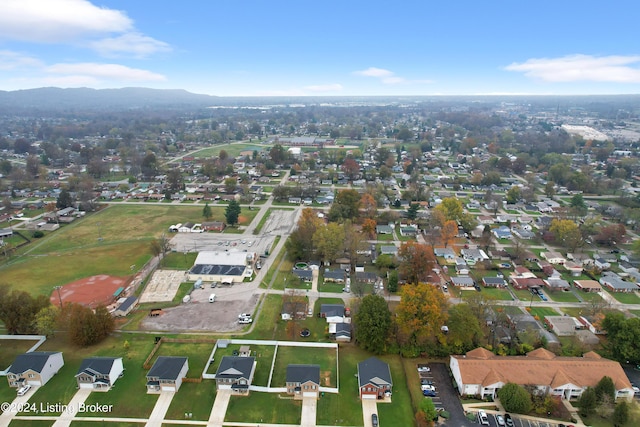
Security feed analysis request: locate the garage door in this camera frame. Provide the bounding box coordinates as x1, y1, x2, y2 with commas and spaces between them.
161, 385, 176, 392
303, 392, 316, 398
362, 394, 377, 400
79, 383, 93, 389
218, 384, 232, 390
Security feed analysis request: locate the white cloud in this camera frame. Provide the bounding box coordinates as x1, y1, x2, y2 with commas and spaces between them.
0, 0, 132, 43
46, 63, 166, 82
89, 32, 171, 58
353, 67, 394, 78
0, 50, 43, 70
304, 83, 343, 92
382, 76, 405, 84
505, 54, 640, 83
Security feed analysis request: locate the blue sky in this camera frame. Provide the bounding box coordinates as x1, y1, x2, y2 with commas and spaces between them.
1, 0, 639, 96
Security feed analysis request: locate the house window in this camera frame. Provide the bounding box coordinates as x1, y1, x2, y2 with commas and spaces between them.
28, 374, 35, 378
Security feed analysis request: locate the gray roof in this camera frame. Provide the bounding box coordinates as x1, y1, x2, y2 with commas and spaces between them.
324, 269, 346, 280
356, 271, 378, 282
293, 269, 313, 280
451, 276, 475, 286
76, 357, 120, 377
8, 352, 62, 375
358, 357, 392, 388
147, 356, 188, 380
116, 296, 137, 312
380, 245, 398, 255
216, 356, 255, 379
483, 277, 506, 286
190, 264, 246, 276
286, 364, 320, 384
320, 304, 344, 317
335, 322, 351, 337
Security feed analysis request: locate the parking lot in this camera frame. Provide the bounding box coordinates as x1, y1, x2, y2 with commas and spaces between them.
419, 362, 475, 426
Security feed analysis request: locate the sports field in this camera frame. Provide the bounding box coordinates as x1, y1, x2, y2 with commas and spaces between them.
0, 204, 238, 296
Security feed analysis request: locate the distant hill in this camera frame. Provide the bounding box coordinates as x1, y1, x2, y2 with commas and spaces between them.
0, 87, 219, 112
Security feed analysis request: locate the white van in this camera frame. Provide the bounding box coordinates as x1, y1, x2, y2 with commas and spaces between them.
209, 294, 216, 303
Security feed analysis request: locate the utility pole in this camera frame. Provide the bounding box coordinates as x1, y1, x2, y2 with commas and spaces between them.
54, 286, 63, 308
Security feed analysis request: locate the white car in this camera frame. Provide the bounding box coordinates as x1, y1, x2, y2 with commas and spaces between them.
17, 384, 31, 396
421, 384, 436, 392
496, 414, 506, 426
238, 317, 253, 324
477, 410, 489, 426
417, 366, 431, 372
238, 313, 252, 319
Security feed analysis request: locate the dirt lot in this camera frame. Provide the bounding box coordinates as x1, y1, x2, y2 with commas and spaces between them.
140, 282, 261, 332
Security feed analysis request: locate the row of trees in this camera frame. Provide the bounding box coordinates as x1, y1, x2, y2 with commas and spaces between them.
0, 286, 114, 346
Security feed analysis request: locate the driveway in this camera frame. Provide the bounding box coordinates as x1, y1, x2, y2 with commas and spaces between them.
145, 391, 175, 427
51, 388, 92, 427
208, 389, 231, 427
0, 386, 40, 426
427, 362, 475, 426
300, 395, 317, 427
361, 399, 377, 427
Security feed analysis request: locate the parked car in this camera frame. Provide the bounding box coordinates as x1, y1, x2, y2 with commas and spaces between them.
371, 413, 378, 427
417, 365, 430, 372
238, 317, 253, 324
423, 389, 436, 397
504, 413, 515, 427
477, 410, 489, 426
496, 414, 506, 426
17, 384, 31, 396
420, 379, 433, 385
421, 384, 436, 392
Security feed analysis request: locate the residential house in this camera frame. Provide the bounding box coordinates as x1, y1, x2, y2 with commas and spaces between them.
594, 258, 611, 270
215, 356, 256, 395
379, 245, 398, 256
492, 226, 512, 240
320, 304, 345, 323
286, 364, 320, 399
6, 352, 64, 388
399, 226, 418, 237
375, 225, 393, 235
355, 271, 378, 284
545, 277, 571, 291
178, 222, 196, 233
455, 258, 470, 275
76, 357, 124, 391
511, 277, 546, 290
324, 269, 346, 283
434, 247, 456, 262
512, 266, 536, 279
461, 248, 489, 264
333, 322, 352, 342
573, 280, 602, 293
450, 347, 633, 401
512, 227, 535, 240
541, 251, 566, 265
483, 277, 506, 288
357, 357, 393, 400
146, 356, 189, 393
564, 261, 583, 277
600, 272, 638, 293
477, 215, 494, 225
292, 269, 313, 282
451, 276, 475, 287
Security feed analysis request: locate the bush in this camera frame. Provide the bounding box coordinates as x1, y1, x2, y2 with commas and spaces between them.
32, 230, 44, 238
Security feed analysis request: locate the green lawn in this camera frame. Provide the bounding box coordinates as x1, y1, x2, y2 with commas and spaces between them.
149, 341, 214, 378
479, 287, 513, 301
318, 281, 346, 293
271, 346, 337, 387
629, 310, 640, 318
0, 338, 40, 369
207, 344, 274, 387
224, 392, 302, 425
243, 294, 283, 340
608, 291, 640, 304
161, 252, 198, 269
528, 306, 561, 320
10, 420, 60, 427
546, 289, 580, 303
511, 286, 535, 302
70, 423, 143, 427
164, 381, 217, 421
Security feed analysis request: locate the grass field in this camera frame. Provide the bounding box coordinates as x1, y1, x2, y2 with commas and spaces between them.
527, 306, 561, 320
479, 287, 513, 301
164, 381, 217, 421
546, 289, 580, 303
608, 290, 640, 304
0, 204, 248, 295
192, 143, 269, 159
149, 341, 214, 378
0, 338, 40, 369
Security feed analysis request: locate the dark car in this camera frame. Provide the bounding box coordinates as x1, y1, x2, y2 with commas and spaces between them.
371, 413, 378, 427
423, 389, 436, 397
420, 379, 433, 385
504, 413, 514, 427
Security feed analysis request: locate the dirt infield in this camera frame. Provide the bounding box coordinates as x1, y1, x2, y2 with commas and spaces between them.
139, 269, 187, 303
50, 275, 129, 308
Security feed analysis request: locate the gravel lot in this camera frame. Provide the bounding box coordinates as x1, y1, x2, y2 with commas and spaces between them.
140, 282, 260, 332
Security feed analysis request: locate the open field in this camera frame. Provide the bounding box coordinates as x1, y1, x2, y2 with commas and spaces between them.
0, 204, 255, 296
164, 381, 217, 421
224, 392, 302, 425
192, 143, 269, 159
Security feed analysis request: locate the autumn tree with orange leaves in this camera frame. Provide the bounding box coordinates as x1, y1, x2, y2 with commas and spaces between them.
440, 220, 458, 248
398, 242, 434, 285
395, 283, 449, 356
360, 193, 377, 219
362, 218, 377, 239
